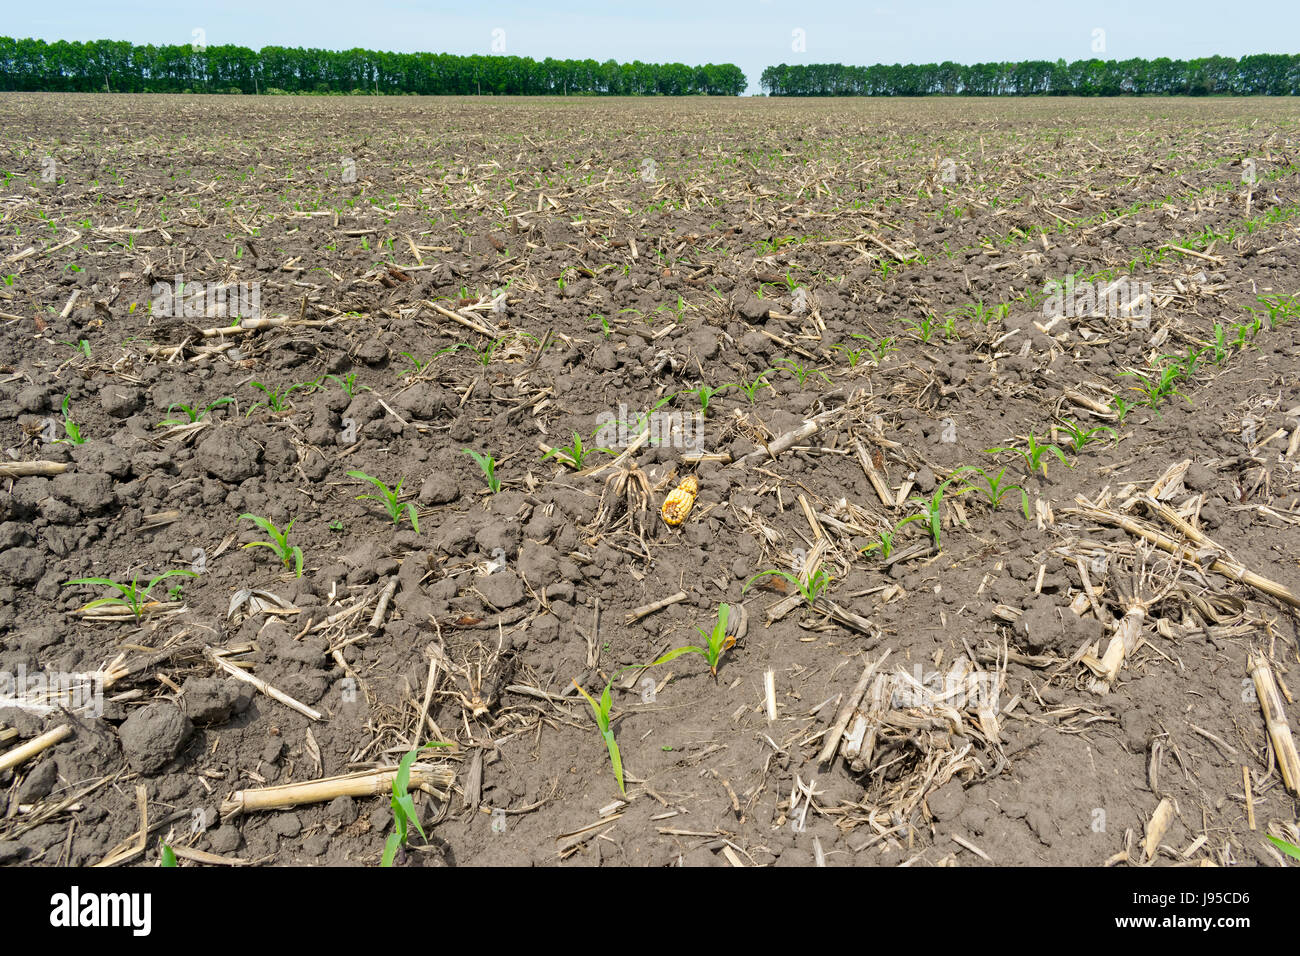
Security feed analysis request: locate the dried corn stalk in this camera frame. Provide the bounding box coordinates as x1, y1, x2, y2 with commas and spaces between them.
1143, 797, 1176, 861
1081, 548, 1179, 692
221, 764, 456, 817
1249, 652, 1300, 796
1092, 604, 1147, 685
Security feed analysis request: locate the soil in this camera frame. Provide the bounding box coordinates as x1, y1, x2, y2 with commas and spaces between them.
0, 93, 1298, 868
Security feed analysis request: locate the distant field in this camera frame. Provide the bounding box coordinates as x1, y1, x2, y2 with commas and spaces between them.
2, 93, 1298, 868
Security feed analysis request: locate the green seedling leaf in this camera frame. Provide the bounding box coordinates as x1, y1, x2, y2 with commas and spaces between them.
572, 678, 625, 794
381, 740, 453, 867
347, 471, 418, 531
462, 448, 501, 493
1267, 835, 1300, 861
239, 514, 303, 577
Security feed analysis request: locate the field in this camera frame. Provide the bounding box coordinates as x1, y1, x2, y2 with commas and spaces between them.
1, 93, 1298, 867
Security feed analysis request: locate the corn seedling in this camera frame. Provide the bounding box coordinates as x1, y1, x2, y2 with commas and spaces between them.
859, 526, 901, 560
160, 844, 178, 867
733, 373, 773, 403
1230, 322, 1254, 350
400, 352, 435, 377
382, 741, 453, 866
851, 333, 896, 364
743, 566, 833, 607
903, 312, 939, 343
247, 382, 300, 416
682, 382, 735, 416
901, 482, 959, 550
769, 359, 830, 388
346, 471, 418, 531
1255, 293, 1300, 328
1157, 346, 1209, 381
648, 603, 735, 677
465, 338, 504, 367
53, 395, 86, 445
1118, 366, 1190, 412
1055, 419, 1117, 452
544, 431, 609, 470
63, 568, 196, 621
158, 397, 234, 427
571, 675, 626, 794
1111, 395, 1136, 426
952, 466, 1030, 519
463, 448, 501, 493
239, 514, 303, 577
322, 372, 369, 397
987, 433, 1071, 477
1206, 323, 1231, 364
1183, 345, 1210, 375
950, 299, 1005, 325
830, 342, 870, 368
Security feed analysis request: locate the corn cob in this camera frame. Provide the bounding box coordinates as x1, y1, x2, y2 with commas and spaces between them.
660, 475, 699, 526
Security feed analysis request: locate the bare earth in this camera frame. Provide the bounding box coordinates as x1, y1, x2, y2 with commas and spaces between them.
0, 94, 1298, 867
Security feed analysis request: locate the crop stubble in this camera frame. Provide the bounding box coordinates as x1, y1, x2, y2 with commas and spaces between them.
0, 94, 1298, 867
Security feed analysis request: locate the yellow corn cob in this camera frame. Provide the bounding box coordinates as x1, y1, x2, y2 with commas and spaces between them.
660, 475, 699, 526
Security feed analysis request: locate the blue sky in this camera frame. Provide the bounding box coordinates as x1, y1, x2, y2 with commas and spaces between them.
13, 1, 1300, 94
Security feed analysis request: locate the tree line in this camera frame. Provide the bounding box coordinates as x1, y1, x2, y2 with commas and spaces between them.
760, 56, 1300, 96
0, 37, 747, 95
7, 39, 1296, 97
